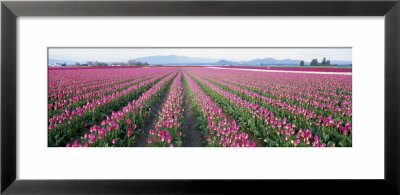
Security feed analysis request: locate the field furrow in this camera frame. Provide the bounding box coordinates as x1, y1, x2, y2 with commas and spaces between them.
48, 65, 352, 148
71, 71, 178, 147
187, 70, 350, 147
183, 71, 256, 147
147, 71, 184, 147
48, 71, 174, 146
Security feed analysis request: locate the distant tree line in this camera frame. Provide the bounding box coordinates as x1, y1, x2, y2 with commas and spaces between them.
300, 57, 331, 66
127, 60, 149, 66
50, 62, 68, 66
86, 61, 109, 66
80, 60, 149, 67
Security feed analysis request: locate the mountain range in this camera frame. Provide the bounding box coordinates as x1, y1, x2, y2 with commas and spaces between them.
49, 55, 352, 66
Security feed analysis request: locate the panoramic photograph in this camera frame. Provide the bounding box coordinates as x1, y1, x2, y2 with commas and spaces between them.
48, 48, 352, 147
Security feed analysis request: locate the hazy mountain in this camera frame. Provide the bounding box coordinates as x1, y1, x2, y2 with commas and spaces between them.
49, 55, 352, 66
214, 59, 242, 65
245, 58, 301, 65
214, 58, 351, 66
133, 55, 352, 66
134, 55, 218, 65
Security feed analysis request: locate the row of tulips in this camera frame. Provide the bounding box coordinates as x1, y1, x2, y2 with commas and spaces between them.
49, 73, 155, 118
203, 75, 352, 137
49, 71, 174, 146
48, 68, 143, 101
71, 71, 178, 147
183, 72, 256, 147
197, 68, 351, 118
50, 66, 351, 147
147, 71, 184, 147
49, 73, 134, 103
208, 75, 351, 120
187, 71, 332, 147
48, 71, 168, 129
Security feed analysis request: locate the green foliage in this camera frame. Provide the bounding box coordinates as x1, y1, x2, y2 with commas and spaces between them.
190, 74, 352, 147
48, 74, 172, 147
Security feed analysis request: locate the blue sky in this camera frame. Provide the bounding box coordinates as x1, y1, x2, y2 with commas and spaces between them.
48, 48, 352, 62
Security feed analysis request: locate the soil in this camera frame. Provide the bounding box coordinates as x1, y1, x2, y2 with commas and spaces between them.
182, 78, 205, 147
193, 74, 266, 147
65, 80, 159, 146
131, 88, 171, 147
67, 73, 260, 147
66, 89, 169, 147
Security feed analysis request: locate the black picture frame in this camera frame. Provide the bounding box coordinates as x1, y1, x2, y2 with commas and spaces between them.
1, 0, 399, 194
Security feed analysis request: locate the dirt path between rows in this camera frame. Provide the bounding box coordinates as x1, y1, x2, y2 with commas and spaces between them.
182, 76, 205, 147
191, 73, 266, 147
65, 77, 165, 147
131, 84, 171, 147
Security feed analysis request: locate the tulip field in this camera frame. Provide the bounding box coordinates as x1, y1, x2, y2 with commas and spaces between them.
48, 66, 352, 147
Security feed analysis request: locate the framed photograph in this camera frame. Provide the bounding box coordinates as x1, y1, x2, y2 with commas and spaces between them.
2, 0, 399, 194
